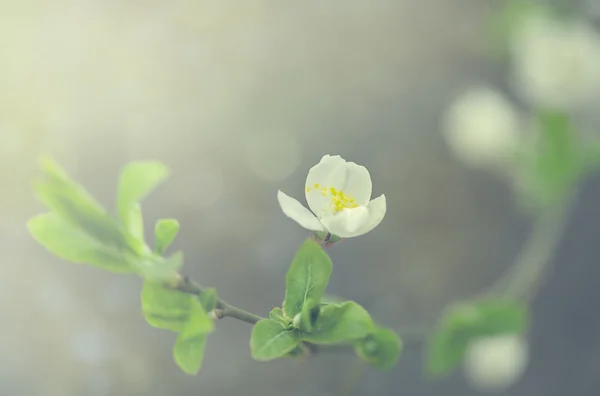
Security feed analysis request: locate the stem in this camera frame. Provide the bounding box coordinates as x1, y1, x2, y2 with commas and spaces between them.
485, 199, 572, 302
169, 275, 264, 324
169, 275, 356, 355
216, 302, 264, 324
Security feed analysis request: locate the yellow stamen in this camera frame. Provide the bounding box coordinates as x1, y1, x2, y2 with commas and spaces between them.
306, 183, 359, 213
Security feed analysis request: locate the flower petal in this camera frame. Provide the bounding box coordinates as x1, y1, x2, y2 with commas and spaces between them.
321, 195, 386, 238
305, 155, 372, 216
305, 155, 347, 215
320, 206, 371, 238
359, 194, 387, 235
342, 161, 372, 206
277, 190, 325, 232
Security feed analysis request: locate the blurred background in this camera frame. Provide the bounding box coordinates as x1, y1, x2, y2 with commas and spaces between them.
2, 0, 600, 395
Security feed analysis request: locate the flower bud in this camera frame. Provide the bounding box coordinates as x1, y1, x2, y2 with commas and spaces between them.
463, 334, 529, 391
443, 86, 521, 169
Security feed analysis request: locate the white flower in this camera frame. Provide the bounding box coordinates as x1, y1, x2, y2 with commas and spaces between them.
277, 155, 386, 238
511, 13, 600, 110
443, 86, 521, 168
463, 334, 529, 392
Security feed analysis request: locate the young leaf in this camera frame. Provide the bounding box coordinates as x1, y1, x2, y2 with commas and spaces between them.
469, 299, 528, 335
141, 280, 196, 332
134, 251, 184, 281
174, 333, 207, 376
293, 299, 320, 332
126, 203, 145, 242
519, 110, 582, 209
299, 302, 374, 344
269, 307, 290, 326
283, 239, 333, 317
154, 218, 180, 255
28, 212, 135, 273
355, 328, 403, 370
250, 319, 300, 361
117, 161, 169, 235
427, 321, 471, 376
34, 158, 136, 253
173, 300, 214, 375
286, 344, 308, 358
426, 299, 528, 377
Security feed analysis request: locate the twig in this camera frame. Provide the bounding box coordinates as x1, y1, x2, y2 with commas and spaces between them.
485, 199, 573, 302
168, 274, 264, 325
168, 275, 361, 356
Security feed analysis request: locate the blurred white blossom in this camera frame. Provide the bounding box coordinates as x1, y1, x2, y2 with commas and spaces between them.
463, 334, 529, 392
277, 155, 386, 238
511, 14, 600, 110
443, 86, 521, 168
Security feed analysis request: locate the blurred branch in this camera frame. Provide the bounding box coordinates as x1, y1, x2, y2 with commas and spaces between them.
486, 198, 574, 302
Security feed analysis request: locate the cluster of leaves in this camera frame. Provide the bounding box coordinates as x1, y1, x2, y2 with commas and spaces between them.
426, 299, 528, 377
26, 159, 402, 375
516, 109, 600, 210
27, 159, 215, 374
28, 158, 180, 276
141, 281, 217, 374
250, 239, 402, 370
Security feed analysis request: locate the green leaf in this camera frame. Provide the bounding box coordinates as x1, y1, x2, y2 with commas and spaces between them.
426, 299, 528, 377
519, 110, 582, 209
27, 212, 135, 273
126, 203, 145, 242
34, 157, 136, 253
173, 300, 214, 375
141, 280, 197, 332
283, 239, 333, 317
295, 298, 320, 332
269, 307, 290, 326
468, 299, 528, 334
198, 288, 218, 312
299, 302, 374, 344
174, 333, 207, 376
134, 251, 184, 281
250, 319, 300, 361
154, 218, 180, 255
355, 327, 402, 370
117, 161, 169, 236
286, 344, 308, 358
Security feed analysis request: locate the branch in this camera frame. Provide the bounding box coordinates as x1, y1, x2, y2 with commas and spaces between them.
169, 274, 264, 324
168, 274, 368, 356
485, 198, 573, 302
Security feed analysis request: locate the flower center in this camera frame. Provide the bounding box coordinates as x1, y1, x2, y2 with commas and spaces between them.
306, 183, 358, 213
